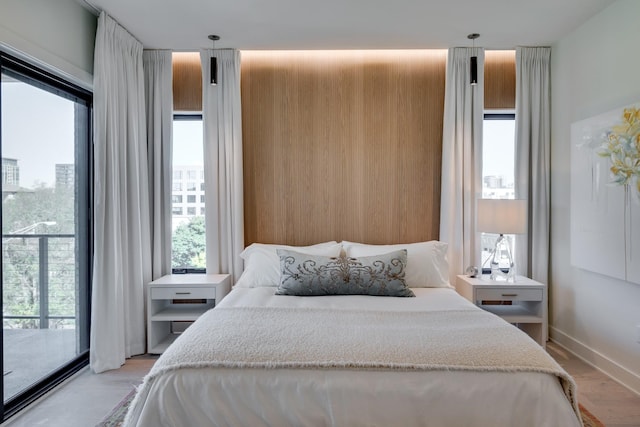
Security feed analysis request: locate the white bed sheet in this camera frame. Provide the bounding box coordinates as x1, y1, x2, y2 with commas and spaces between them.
126, 287, 582, 427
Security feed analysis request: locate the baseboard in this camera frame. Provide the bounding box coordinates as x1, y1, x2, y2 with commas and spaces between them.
550, 326, 640, 396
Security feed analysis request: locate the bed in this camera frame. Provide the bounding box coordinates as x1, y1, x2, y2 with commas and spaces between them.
124, 241, 582, 427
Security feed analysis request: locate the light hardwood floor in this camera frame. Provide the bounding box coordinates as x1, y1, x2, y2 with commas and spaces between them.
2, 342, 639, 426
547, 341, 640, 427
1, 356, 157, 427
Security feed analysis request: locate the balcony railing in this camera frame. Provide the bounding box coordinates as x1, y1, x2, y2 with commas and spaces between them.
2, 234, 76, 329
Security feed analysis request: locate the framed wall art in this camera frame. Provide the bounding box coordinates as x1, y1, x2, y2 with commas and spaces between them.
571, 102, 640, 284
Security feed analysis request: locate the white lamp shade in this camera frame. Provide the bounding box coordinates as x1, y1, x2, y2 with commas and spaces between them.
477, 199, 527, 235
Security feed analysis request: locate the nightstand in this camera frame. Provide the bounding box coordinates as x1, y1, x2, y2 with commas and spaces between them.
455, 275, 547, 347
147, 274, 231, 354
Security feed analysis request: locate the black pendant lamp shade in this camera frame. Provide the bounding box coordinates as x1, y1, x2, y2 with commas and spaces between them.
470, 56, 478, 85
467, 33, 480, 86
210, 56, 218, 86
208, 35, 220, 86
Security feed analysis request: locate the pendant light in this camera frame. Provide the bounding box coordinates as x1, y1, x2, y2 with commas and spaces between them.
468, 33, 480, 86
208, 35, 220, 86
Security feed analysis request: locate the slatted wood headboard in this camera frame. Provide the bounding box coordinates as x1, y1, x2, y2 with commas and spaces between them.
239, 50, 515, 247
240, 50, 446, 246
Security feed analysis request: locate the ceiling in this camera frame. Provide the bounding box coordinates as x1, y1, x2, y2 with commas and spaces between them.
83, 0, 615, 51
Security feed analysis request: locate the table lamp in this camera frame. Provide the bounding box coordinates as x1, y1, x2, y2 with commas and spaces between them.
477, 199, 527, 281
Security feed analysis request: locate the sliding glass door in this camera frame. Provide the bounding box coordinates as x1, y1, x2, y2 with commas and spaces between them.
0, 53, 92, 421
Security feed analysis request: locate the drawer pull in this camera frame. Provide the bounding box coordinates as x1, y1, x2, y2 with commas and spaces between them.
501, 293, 518, 297
175, 292, 191, 295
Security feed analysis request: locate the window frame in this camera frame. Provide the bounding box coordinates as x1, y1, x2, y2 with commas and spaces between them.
481, 111, 516, 273
482, 110, 516, 197
0, 51, 93, 422
484, 112, 515, 121
171, 114, 205, 275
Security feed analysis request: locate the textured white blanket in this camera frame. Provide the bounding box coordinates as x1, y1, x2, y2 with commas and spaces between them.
136, 305, 578, 420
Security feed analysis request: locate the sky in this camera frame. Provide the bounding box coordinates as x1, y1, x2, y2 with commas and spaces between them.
2, 80, 75, 188
173, 120, 204, 166
483, 119, 515, 186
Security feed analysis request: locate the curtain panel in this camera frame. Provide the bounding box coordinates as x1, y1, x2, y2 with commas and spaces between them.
143, 50, 173, 280
515, 47, 551, 283
440, 47, 485, 281
200, 49, 245, 282
91, 16, 174, 373
91, 12, 151, 373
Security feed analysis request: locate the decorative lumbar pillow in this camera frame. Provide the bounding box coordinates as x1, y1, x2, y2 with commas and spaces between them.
234, 242, 342, 288
342, 240, 451, 288
275, 249, 414, 297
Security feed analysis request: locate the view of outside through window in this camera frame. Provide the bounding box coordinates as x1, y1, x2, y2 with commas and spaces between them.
481, 115, 516, 266
1, 75, 86, 401
172, 119, 206, 270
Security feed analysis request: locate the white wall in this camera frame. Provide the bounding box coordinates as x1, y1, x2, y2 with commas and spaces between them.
551, 0, 640, 394
0, 0, 97, 89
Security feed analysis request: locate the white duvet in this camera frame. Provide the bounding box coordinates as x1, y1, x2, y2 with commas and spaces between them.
125, 287, 582, 427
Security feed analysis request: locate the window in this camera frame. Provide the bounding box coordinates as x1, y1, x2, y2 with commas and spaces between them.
172, 182, 182, 191
173, 170, 182, 180
172, 195, 183, 204
1, 52, 92, 421
481, 112, 516, 267
200, 195, 205, 203
200, 182, 205, 191
483, 113, 515, 199
172, 116, 205, 271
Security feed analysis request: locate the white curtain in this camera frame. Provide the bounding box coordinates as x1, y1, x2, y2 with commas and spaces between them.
514, 47, 551, 283
440, 47, 484, 281
91, 12, 151, 373
143, 50, 173, 279
200, 49, 244, 282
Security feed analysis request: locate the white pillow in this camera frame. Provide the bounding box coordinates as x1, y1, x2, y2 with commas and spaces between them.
235, 242, 342, 288
342, 240, 451, 288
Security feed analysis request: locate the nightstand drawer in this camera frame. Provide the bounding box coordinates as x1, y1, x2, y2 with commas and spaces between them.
476, 288, 542, 302
151, 287, 216, 300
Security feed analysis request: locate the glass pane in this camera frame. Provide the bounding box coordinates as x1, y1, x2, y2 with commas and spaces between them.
1, 74, 84, 401
482, 119, 515, 198
482, 117, 516, 267
172, 119, 205, 270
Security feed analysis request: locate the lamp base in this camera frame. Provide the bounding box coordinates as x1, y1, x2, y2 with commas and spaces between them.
489, 234, 516, 282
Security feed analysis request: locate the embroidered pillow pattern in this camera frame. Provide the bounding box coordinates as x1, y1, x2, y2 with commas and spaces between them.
276, 249, 414, 297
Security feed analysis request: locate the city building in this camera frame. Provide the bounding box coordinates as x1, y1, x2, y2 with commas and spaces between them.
172, 165, 205, 229
2, 157, 19, 186
1, 157, 32, 200
482, 175, 515, 199
55, 164, 74, 189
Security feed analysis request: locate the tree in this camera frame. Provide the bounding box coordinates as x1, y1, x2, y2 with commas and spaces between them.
2, 184, 74, 235
172, 216, 206, 268
2, 185, 75, 329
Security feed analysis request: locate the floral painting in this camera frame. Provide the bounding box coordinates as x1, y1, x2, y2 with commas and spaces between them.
571, 103, 640, 285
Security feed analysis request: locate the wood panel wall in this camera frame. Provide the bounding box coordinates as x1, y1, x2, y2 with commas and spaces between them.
484, 50, 516, 110
241, 50, 447, 246
172, 52, 202, 111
